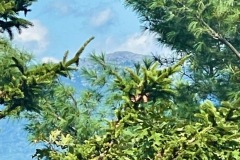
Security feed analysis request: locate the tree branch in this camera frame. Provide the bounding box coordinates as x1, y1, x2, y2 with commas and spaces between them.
0, 37, 94, 120
65, 36, 95, 67
199, 18, 240, 59
39, 36, 94, 81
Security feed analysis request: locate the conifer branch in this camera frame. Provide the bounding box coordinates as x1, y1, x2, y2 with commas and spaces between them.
199, 18, 240, 59
63, 50, 69, 64
39, 37, 94, 81
65, 37, 94, 67
0, 37, 94, 119
0, 112, 5, 119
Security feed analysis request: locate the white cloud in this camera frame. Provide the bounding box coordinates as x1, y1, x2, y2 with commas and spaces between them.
114, 32, 172, 55
41, 57, 60, 63
14, 20, 49, 55
91, 9, 113, 27
50, 1, 77, 16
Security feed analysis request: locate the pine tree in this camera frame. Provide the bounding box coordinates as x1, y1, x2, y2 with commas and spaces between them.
31, 1, 240, 159
34, 54, 240, 159
124, 0, 240, 104
2, 0, 240, 159
0, 0, 37, 39
0, 37, 94, 119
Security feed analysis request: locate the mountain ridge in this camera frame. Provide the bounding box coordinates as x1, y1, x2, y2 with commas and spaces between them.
79, 51, 150, 68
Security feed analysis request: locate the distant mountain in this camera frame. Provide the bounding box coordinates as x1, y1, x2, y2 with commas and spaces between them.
106, 51, 149, 66
78, 51, 150, 68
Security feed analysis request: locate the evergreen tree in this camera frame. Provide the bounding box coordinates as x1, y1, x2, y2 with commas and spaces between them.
0, 0, 36, 39
33, 54, 240, 160
0, 36, 94, 119
2, 0, 240, 159
32, 53, 189, 159
31, 1, 240, 159
124, 0, 240, 104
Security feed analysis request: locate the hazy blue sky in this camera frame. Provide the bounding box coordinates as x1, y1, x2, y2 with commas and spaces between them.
12, 0, 170, 62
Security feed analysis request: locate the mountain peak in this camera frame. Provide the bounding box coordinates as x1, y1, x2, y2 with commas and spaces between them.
107, 51, 143, 56
106, 51, 149, 63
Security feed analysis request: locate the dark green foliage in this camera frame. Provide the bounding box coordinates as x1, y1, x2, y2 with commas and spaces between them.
0, 0, 37, 39
26, 84, 106, 144
33, 54, 240, 159
0, 37, 94, 119
31, 54, 189, 159
124, 0, 240, 103
125, 0, 240, 56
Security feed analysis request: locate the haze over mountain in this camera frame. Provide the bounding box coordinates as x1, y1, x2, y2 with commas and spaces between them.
78, 51, 149, 67
107, 51, 149, 64
64, 51, 150, 89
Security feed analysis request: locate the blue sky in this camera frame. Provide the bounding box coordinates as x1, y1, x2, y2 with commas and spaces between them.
12, 0, 170, 62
